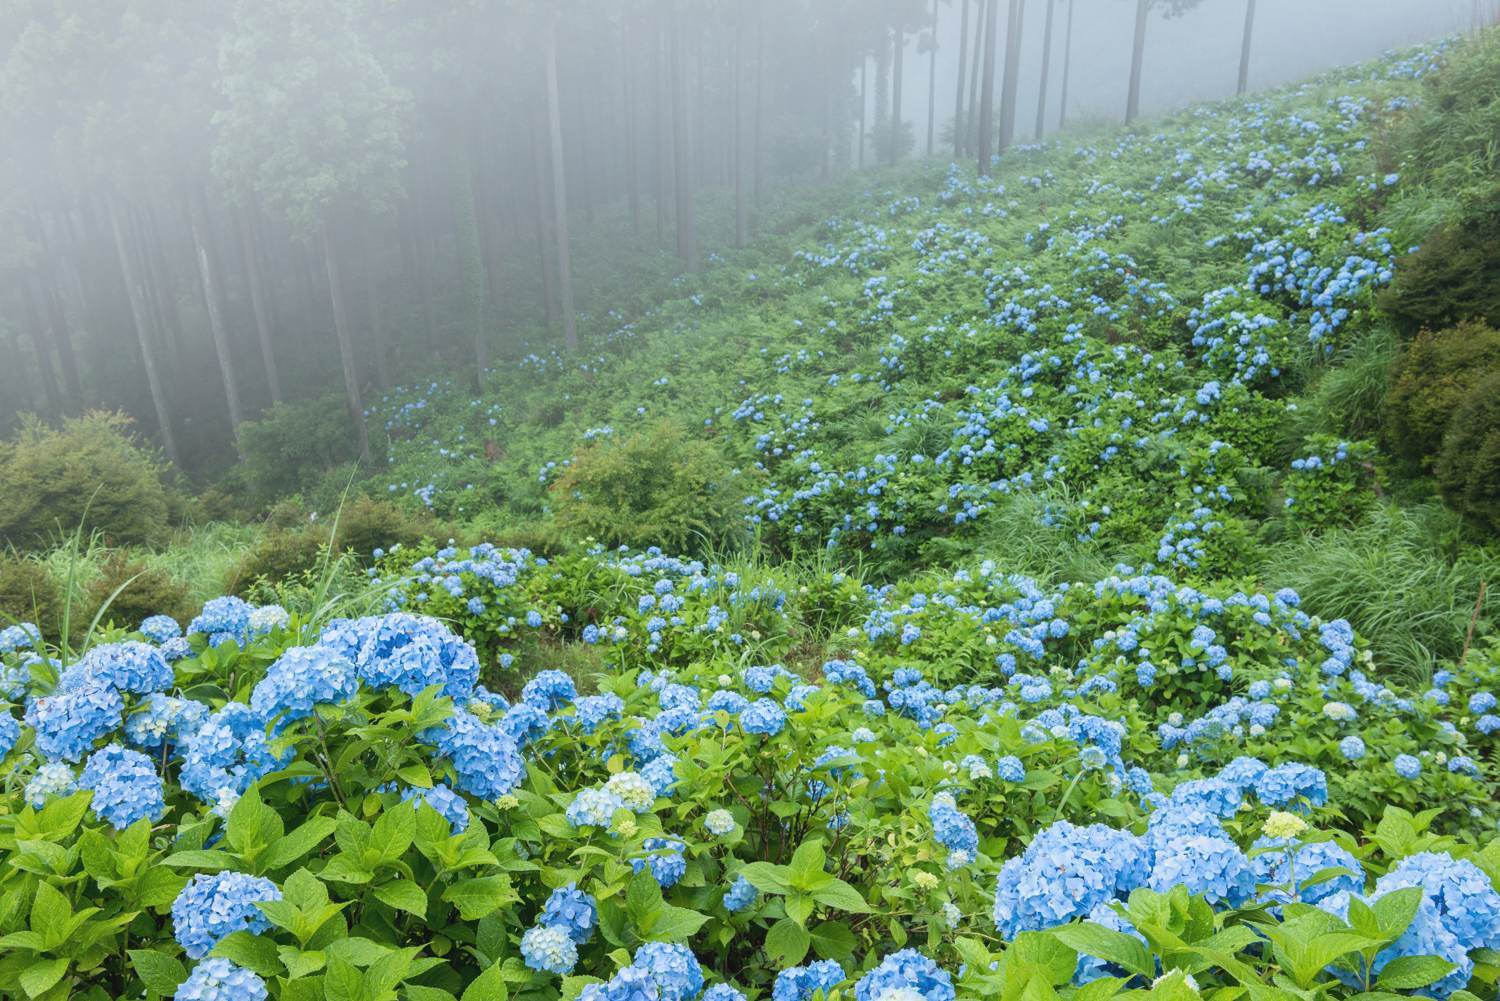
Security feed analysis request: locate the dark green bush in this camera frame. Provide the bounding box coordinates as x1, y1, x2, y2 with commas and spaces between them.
83, 552, 193, 632
1378, 208, 1500, 339
236, 394, 364, 507
1436, 370, 1500, 534
331, 495, 446, 561
0, 554, 62, 639
1383, 321, 1500, 472
0, 412, 176, 549
227, 528, 326, 595
550, 420, 745, 553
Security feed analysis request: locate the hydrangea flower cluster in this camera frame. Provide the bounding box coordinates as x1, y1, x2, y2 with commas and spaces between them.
171, 872, 283, 960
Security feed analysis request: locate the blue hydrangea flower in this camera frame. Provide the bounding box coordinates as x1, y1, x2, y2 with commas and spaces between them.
188, 596, 254, 647
79, 743, 165, 829
58, 641, 173, 696
854, 949, 955, 1001
139, 615, 182, 644
0, 711, 19, 759
174, 958, 268, 1001
320, 613, 479, 701
499, 702, 551, 747
632, 837, 688, 887
0, 622, 40, 653
929, 793, 979, 868
541, 883, 598, 944
568, 787, 626, 827
572, 693, 625, 733
172, 872, 282, 959
996, 755, 1026, 782
1375, 852, 1500, 950
993, 822, 1150, 937
249, 645, 359, 732
522, 670, 577, 711
422, 706, 525, 799
1148, 834, 1255, 907
1254, 763, 1327, 810
522, 924, 579, 974
631, 942, 704, 1001
773, 960, 846, 1001
1394, 754, 1422, 779
24, 761, 75, 807
740, 698, 786, 736
25, 679, 125, 762
124, 693, 209, 749
1318, 890, 1472, 998
179, 703, 290, 812
702, 985, 746, 1001
1338, 736, 1366, 761
724, 875, 758, 912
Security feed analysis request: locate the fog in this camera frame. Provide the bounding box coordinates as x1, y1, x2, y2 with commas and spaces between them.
0, 0, 1485, 473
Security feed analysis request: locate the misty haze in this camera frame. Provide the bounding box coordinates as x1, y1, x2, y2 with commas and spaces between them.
2, 3, 1500, 1000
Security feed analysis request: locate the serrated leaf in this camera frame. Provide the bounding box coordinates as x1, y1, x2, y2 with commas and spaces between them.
1376, 955, 1457, 990
809, 877, 870, 914
766, 917, 811, 966
374, 879, 428, 918
129, 949, 188, 995
263, 817, 337, 872
1051, 921, 1154, 979
462, 963, 509, 1001
442, 875, 519, 921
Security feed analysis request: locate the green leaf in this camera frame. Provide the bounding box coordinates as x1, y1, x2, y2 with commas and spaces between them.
1051, 921, 1154, 979
651, 905, 710, 941
1376, 955, 1458, 990
324, 955, 365, 1001
263, 817, 337, 871
739, 861, 792, 896
766, 917, 811, 966
161, 849, 236, 871
809, 921, 856, 961
1371, 887, 1423, 938
19, 956, 70, 998
462, 963, 510, 1001
129, 949, 188, 996
809, 877, 870, 914
211, 930, 285, 978
374, 879, 428, 918
442, 875, 519, 921
30, 881, 72, 949
227, 783, 284, 859
406, 988, 460, 1001
627, 871, 665, 928
787, 840, 827, 892
371, 802, 417, 864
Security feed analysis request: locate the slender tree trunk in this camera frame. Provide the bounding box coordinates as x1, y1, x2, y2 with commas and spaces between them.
733, 11, 748, 247
622, 16, 641, 233
1237, 0, 1258, 96
20, 278, 61, 417
753, 10, 765, 205
28, 206, 83, 405
0, 318, 35, 416
139, 200, 183, 365
890, 27, 904, 165
544, 16, 580, 348
875, 29, 891, 155
319, 217, 371, 465
927, 0, 940, 155
967, 0, 986, 155
977, 0, 1000, 175
108, 194, 179, 467
453, 152, 490, 374
955, 0, 970, 156
233, 205, 281, 405
531, 112, 561, 332
1126, 0, 1149, 124
361, 243, 391, 392
654, 9, 671, 243
1036, 0, 1056, 139
1059, 0, 1076, 127
999, 0, 1025, 151
858, 60, 868, 168
189, 194, 244, 452
667, 1, 699, 272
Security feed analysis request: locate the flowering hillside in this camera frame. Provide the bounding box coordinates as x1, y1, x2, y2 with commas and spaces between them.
4, 35, 1500, 1001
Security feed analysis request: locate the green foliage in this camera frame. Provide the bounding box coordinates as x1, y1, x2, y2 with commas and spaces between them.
1436, 369, 1500, 534
1383, 321, 1500, 472
235, 396, 365, 510
0, 412, 176, 549
82, 551, 194, 632
1378, 210, 1500, 338
0, 552, 62, 637
550, 421, 746, 554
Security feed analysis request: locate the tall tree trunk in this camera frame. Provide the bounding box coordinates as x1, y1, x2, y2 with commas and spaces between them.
890, 27, 904, 165
319, 217, 371, 465
0, 318, 35, 416
531, 112, 561, 332
453, 152, 490, 374
967, 0, 986, 156
875, 29, 891, 153
234, 205, 281, 405
1059, 0, 1076, 127
859, 59, 868, 168
999, 0, 1025, 151
733, 10, 748, 247
927, 0, 940, 155
20, 278, 61, 417
544, 16, 580, 348
655, 10, 671, 242
1237, 0, 1258, 95
28, 207, 84, 406
139, 200, 183, 366
189, 194, 244, 452
1126, 0, 1149, 124
361, 241, 391, 392
667, 1, 699, 272
108, 194, 179, 467
1035, 0, 1056, 139
753, 10, 765, 205
977, 0, 999, 175
955, 0, 971, 156
622, 16, 641, 233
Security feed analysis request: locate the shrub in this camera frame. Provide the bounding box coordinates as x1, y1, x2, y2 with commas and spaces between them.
82, 552, 194, 632
550, 421, 745, 553
0, 553, 62, 638
0, 411, 175, 549
227, 528, 326, 595
1383, 321, 1500, 472
1379, 211, 1500, 340
236, 394, 364, 508
1436, 369, 1500, 534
